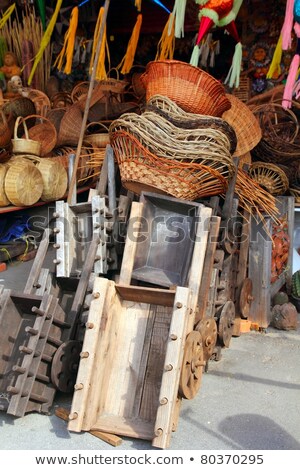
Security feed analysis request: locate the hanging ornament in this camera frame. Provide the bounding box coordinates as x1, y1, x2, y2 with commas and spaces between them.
155, 12, 175, 60
135, 0, 142, 11
54, 7, 79, 74
117, 14, 142, 74
89, 6, 109, 80
173, 0, 187, 38
190, 0, 244, 88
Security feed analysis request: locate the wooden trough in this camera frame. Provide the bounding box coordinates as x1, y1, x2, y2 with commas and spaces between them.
68, 200, 213, 448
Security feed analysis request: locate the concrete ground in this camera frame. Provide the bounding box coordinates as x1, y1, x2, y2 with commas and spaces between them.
0, 219, 299, 450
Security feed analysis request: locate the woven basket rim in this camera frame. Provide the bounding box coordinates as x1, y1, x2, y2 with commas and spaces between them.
222, 94, 262, 157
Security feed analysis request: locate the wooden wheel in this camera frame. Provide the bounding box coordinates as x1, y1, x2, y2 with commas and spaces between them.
218, 300, 235, 348
195, 317, 217, 362
239, 278, 253, 319
178, 331, 205, 400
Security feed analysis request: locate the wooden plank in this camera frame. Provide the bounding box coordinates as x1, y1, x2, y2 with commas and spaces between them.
24, 229, 50, 294
115, 285, 175, 307
139, 305, 172, 423
196, 216, 221, 323
119, 202, 143, 285
92, 416, 154, 440
68, 237, 101, 338
55, 407, 122, 447
248, 217, 272, 328
68, 277, 111, 432
186, 206, 212, 331
96, 146, 109, 196
152, 286, 190, 449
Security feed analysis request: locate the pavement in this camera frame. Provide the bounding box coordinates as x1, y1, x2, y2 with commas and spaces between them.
0, 214, 299, 451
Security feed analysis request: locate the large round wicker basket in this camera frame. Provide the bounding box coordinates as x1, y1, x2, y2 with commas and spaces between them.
0, 164, 9, 207
4, 159, 43, 206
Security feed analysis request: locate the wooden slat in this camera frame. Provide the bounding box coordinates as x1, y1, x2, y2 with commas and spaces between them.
152, 286, 190, 449
196, 216, 221, 323
92, 416, 154, 440
115, 285, 175, 307
68, 277, 111, 432
186, 206, 212, 331
119, 202, 143, 285
24, 229, 50, 294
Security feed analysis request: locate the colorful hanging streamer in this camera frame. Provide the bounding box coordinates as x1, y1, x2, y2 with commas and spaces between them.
156, 12, 175, 60
173, 0, 187, 38
117, 14, 142, 74
135, 0, 142, 11
89, 6, 109, 80
54, 6, 79, 74
28, 0, 63, 85
36, 0, 46, 31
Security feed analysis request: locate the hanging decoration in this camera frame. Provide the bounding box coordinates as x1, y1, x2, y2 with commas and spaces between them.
89, 6, 109, 80
173, 0, 187, 38
155, 11, 175, 60
28, 0, 63, 85
0, 3, 15, 30
277, 0, 300, 109
190, 0, 244, 88
267, 34, 283, 80
118, 14, 142, 74
54, 6, 79, 74
135, 0, 142, 11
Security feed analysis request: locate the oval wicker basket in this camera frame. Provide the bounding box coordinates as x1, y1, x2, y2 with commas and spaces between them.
4, 159, 43, 206
140, 60, 231, 116
110, 130, 228, 200
99, 68, 128, 94
22, 114, 57, 157
0, 164, 9, 207
49, 146, 93, 186
2, 96, 36, 119
26, 89, 51, 117
46, 107, 67, 134
12, 116, 41, 156
248, 162, 289, 195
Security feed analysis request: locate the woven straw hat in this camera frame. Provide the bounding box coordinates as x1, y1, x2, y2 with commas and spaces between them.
222, 94, 262, 157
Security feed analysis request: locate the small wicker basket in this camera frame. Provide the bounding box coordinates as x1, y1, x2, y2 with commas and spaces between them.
12, 116, 41, 156
248, 162, 289, 195
22, 114, 57, 157
83, 122, 110, 148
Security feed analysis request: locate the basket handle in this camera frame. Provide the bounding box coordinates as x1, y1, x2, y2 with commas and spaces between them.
14, 116, 29, 141
21, 114, 53, 126
85, 121, 109, 134
107, 67, 120, 80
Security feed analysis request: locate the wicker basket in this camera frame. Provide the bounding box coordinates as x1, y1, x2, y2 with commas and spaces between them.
110, 112, 235, 180
140, 60, 231, 116
26, 89, 51, 117
12, 116, 41, 156
0, 163, 9, 206
248, 162, 289, 195
51, 92, 73, 109
57, 103, 83, 146
4, 158, 43, 206
22, 114, 57, 157
99, 68, 128, 94
46, 108, 67, 135
2, 96, 36, 119
21, 155, 68, 202
83, 122, 110, 148
49, 146, 94, 186
0, 110, 13, 147
222, 94, 262, 157
111, 130, 228, 200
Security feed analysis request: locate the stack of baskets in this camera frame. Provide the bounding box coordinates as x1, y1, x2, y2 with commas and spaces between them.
109, 109, 236, 200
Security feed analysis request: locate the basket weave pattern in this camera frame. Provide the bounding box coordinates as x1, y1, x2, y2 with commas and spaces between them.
249, 162, 289, 195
